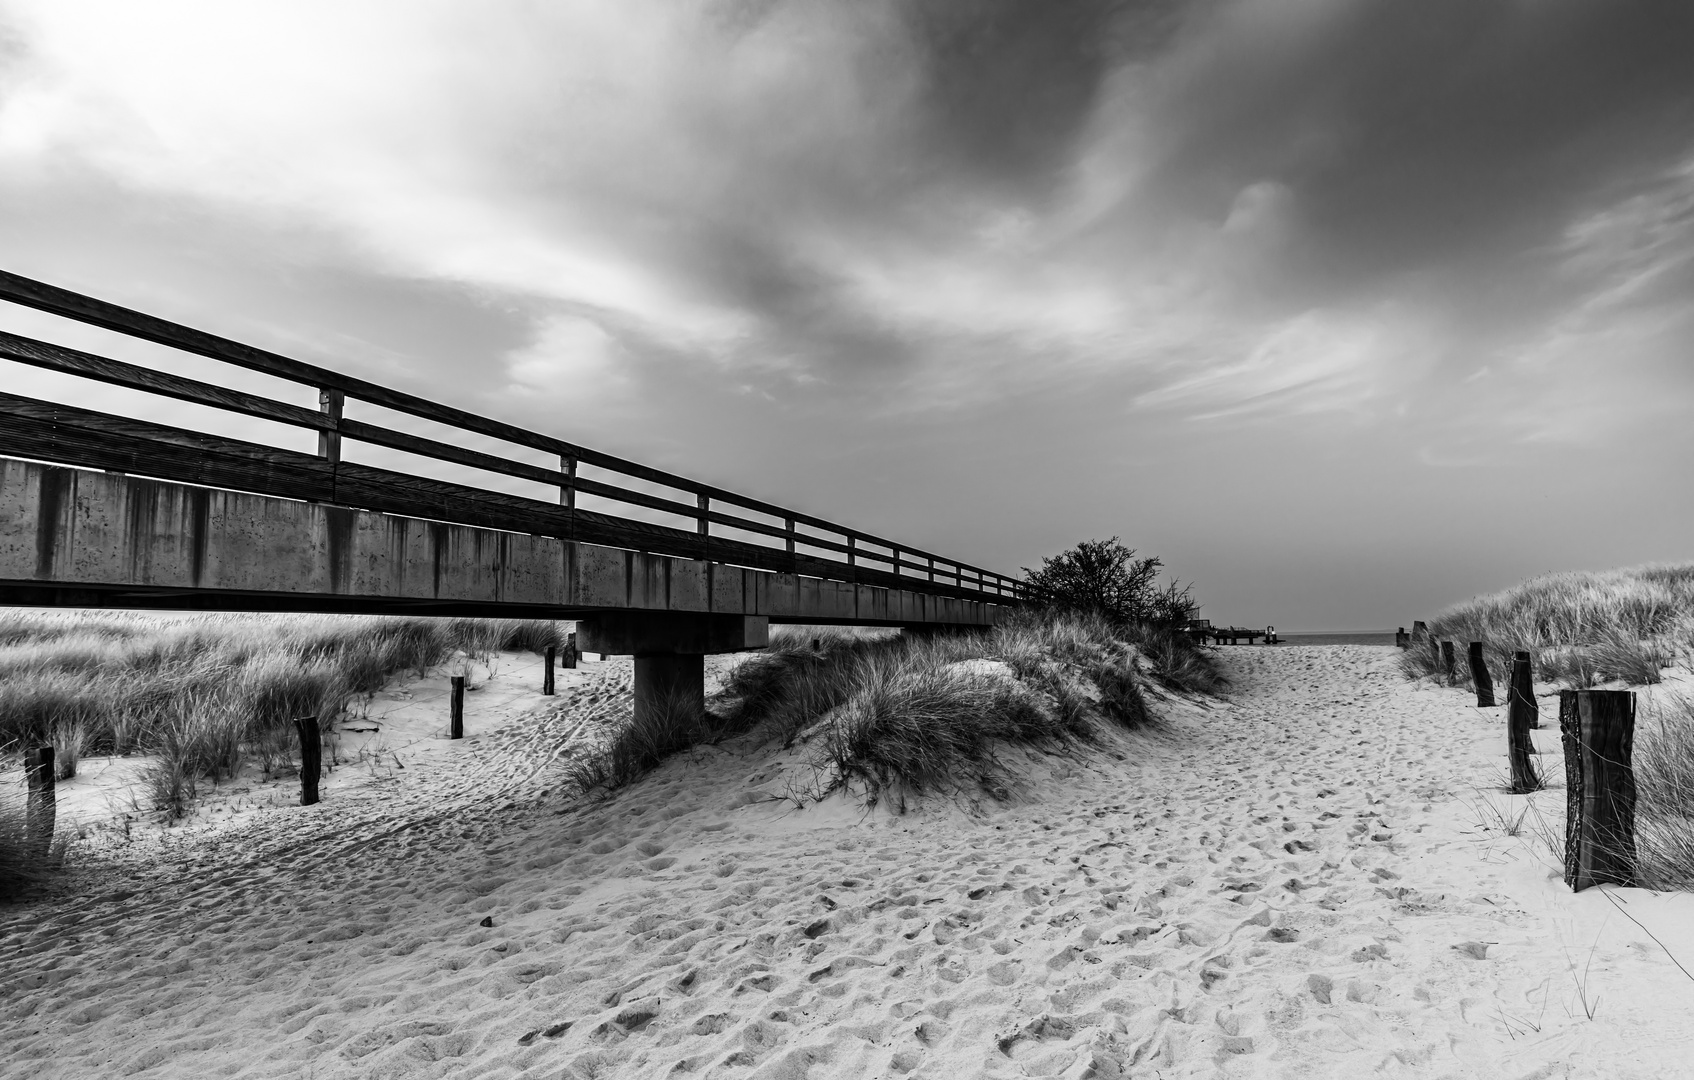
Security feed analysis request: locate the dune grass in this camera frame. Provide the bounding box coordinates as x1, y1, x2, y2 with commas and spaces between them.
1636, 691, 1694, 891
1403, 563, 1694, 890
0, 611, 567, 819
569, 611, 1221, 804
1400, 563, 1694, 689
0, 794, 54, 903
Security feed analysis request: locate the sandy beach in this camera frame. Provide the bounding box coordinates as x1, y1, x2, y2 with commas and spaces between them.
3, 644, 1692, 1079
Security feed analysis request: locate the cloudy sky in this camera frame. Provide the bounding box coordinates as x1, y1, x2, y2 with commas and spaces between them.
2, 0, 1691, 629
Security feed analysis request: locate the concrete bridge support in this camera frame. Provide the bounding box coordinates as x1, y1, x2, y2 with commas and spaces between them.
576, 612, 769, 729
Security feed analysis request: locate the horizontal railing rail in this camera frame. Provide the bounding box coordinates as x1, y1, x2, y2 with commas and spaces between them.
0, 270, 1024, 604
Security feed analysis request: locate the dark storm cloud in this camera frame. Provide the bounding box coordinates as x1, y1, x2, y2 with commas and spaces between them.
1, 1, 1691, 627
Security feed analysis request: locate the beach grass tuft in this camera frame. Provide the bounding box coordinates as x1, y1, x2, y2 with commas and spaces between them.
1636, 692, 1694, 891
568, 610, 1218, 803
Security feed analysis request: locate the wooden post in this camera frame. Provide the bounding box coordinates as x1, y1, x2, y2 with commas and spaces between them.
1411, 620, 1427, 641
1560, 690, 1637, 891
559, 455, 576, 509
785, 517, 796, 572
1468, 642, 1496, 707
1440, 641, 1456, 684
543, 646, 556, 696
697, 494, 709, 558
927, 556, 935, 582
1395, 627, 1408, 649
293, 717, 321, 806
450, 676, 465, 739
1506, 651, 1540, 793
317, 388, 344, 464
24, 746, 55, 858
563, 631, 578, 669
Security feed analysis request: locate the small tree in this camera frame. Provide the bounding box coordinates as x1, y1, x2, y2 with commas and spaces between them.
1021, 538, 1197, 628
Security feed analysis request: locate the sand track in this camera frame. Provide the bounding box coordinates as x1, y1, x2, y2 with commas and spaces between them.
2, 646, 1691, 1078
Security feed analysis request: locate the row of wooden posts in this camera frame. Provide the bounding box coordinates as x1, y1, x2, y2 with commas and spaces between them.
1396, 621, 1637, 893
16, 635, 586, 852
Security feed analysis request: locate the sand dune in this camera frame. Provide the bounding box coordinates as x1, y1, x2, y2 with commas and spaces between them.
3, 645, 1692, 1078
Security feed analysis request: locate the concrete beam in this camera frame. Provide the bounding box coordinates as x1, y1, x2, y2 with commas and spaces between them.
0, 458, 1011, 627
576, 612, 768, 656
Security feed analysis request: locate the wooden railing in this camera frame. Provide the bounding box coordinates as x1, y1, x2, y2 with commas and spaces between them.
0, 271, 1024, 604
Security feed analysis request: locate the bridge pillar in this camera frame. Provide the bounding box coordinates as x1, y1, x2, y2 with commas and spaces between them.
577, 613, 768, 729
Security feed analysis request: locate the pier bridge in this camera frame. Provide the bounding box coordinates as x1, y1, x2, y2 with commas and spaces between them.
0, 271, 1022, 717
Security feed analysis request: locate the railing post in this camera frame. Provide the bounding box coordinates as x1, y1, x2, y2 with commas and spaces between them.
1560, 689, 1637, 890
317, 388, 343, 464
559, 454, 576, 509
697, 494, 710, 559
785, 517, 796, 573
890, 547, 899, 581
928, 556, 935, 582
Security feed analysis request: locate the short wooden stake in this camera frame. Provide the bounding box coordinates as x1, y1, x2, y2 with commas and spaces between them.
1559, 690, 1636, 891
1439, 640, 1456, 684
1468, 642, 1496, 707
1395, 627, 1409, 649
1411, 620, 1428, 641
293, 717, 321, 806
24, 746, 55, 858
562, 632, 578, 670
1506, 651, 1539, 793
543, 646, 556, 696
450, 676, 465, 739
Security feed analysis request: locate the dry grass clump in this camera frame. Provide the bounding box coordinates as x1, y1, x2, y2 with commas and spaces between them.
569, 611, 1213, 803
0, 611, 567, 818
1401, 563, 1694, 689
0, 792, 54, 903
1636, 692, 1694, 891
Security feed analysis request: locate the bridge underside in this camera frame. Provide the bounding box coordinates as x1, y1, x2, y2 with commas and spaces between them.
1, 459, 1006, 718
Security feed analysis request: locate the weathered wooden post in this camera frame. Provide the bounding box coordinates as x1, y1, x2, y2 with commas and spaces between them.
1559, 690, 1636, 890
450, 676, 465, 739
1506, 651, 1539, 793
1395, 627, 1409, 649
562, 631, 578, 669
1468, 642, 1496, 707
543, 646, 556, 696
1411, 620, 1428, 641
1440, 641, 1456, 684
293, 717, 321, 806
24, 746, 55, 858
